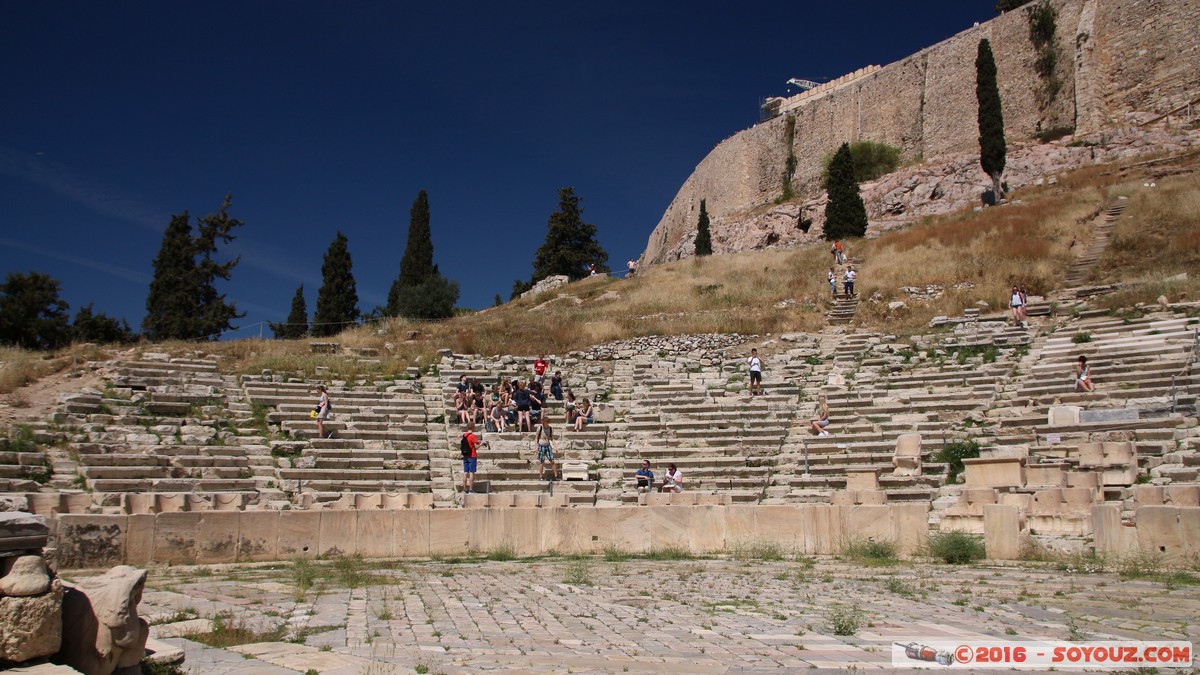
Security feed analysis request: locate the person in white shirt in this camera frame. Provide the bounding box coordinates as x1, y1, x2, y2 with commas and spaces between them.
660, 463, 683, 493
843, 266, 857, 297
747, 348, 763, 396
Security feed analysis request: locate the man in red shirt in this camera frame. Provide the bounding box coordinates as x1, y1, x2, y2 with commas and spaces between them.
533, 355, 549, 383
461, 422, 482, 493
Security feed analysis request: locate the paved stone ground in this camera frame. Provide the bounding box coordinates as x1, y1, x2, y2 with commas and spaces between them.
91, 553, 1200, 674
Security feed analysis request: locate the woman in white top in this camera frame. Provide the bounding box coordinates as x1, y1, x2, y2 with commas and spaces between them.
810, 395, 831, 436
1010, 286, 1024, 324
1075, 355, 1095, 392
661, 463, 683, 493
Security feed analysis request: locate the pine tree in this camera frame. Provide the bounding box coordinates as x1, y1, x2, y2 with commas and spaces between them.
312, 232, 359, 337
531, 187, 609, 282
976, 38, 1007, 201
142, 196, 243, 341
823, 143, 869, 241
386, 190, 459, 320
694, 199, 713, 256
270, 285, 308, 339
0, 272, 71, 350
73, 304, 134, 344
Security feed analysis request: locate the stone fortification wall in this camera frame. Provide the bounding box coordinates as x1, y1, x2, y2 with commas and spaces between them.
642, 0, 1200, 264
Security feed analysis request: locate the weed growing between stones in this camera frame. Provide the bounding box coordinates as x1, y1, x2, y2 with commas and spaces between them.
486, 542, 517, 561
185, 610, 287, 648
603, 545, 630, 562
563, 559, 593, 586
641, 547, 695, 561
926, 531, 985, 565
730, 540, 788, 561
828, 604, 864, 636
840, 538, 899, 565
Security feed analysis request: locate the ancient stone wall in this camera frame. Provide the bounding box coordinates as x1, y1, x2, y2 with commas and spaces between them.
48, 503, 928, 566
642, 0, 1200, 265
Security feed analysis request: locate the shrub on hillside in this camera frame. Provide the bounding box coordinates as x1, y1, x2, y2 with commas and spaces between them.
936, 439, 981, 483
822, 141, 902, 185
928, 531, 986, 564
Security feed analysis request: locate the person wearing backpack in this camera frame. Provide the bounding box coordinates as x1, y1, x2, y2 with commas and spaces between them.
535, 416, 558, 480
460, 422, 483, 494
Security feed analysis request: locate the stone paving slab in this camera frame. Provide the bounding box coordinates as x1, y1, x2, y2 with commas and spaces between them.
114, 555, 1200, 674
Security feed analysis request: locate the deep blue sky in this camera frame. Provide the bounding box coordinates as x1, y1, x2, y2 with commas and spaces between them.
1, 1, 996, 338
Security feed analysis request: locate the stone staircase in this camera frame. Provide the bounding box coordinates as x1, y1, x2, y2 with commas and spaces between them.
1065, 198, 1127, 287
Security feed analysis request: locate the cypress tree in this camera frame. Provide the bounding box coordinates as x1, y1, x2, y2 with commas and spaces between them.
0, 272, 71, 350
142, 196, 243, 341
270, 285, 308, 339
976, 38, 1007, 201
531, 187, 609, 282
312, 232, 359, 337
694, 199, 713, 256
823, 143, 869, 241
387, 190, 459, 320
143, 213, 197, 341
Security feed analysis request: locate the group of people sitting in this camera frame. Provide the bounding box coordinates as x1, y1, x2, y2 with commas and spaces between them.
451, 360, 597, 434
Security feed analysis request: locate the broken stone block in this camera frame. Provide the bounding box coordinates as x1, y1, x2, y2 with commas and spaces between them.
0, 577, 63, 663
0, 555, 51, 597
56, 565, 149, 675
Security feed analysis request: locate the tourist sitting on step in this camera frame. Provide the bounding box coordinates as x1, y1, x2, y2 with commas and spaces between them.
550, 370, 564, 400
454, 390, 470, 424
1075, 355, 1095, 393
660, 463, 683, 493
810, 395, 831, 436
635, 459, 654, 492
564, 391, 578, 426
574, 397, 593, 431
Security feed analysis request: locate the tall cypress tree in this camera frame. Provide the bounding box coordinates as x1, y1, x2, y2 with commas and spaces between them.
270, 285, 308, 339
694, 199, 713, 257
387, 190, 459, 320
531, 187, 609, 282
312, 232, 359, 337
976, 38, 1007, 201
143, 213, 196, 341
823, 143, 869, 241
142, 196, 243, 341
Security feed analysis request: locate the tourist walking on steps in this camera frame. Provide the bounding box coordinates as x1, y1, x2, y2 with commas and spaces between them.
810, 395, 831, 436
747, 348, 763, 396
1075, 355, 1095, 392
835, 240, 846, 264
1019, 286, 1030, 322
828, 267, 838, 298
1010, 285, 1024, 325
843, 266, 856, 297
535, 416, 558, 480
461, 422, 484, 493
315, 385, 331, 439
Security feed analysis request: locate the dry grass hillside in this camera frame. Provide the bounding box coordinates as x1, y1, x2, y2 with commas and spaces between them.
2, 150, 1198, 394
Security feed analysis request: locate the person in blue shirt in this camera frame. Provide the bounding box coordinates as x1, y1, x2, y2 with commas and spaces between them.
635, 459, 655, 492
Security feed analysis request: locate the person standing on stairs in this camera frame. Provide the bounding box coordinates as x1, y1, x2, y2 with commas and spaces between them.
315, 385, 331, 439
747, 348, 764, 396
828, 267, 838, 298
1010, 286, 1025, 326
461, 422, 483, 493
535, 416, 558, 480
843, 266, 856, 298
1018, 286, 1030, 323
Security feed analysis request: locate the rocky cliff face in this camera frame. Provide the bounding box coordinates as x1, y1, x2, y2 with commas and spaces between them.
642, 0, 1200, 265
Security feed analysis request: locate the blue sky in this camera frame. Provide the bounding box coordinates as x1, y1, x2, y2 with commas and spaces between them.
1, 1, 997, 338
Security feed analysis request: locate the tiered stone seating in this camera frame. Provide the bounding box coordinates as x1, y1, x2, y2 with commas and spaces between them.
240, 378, 432, 494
